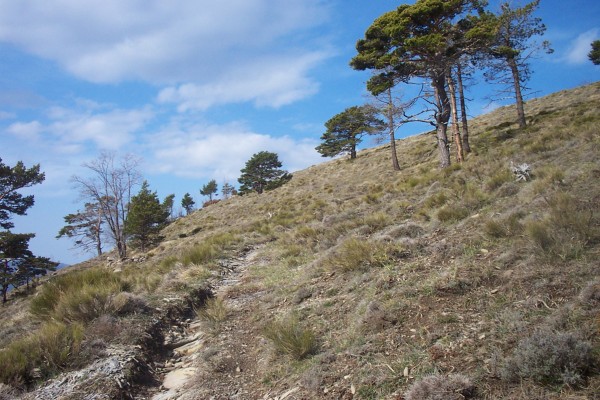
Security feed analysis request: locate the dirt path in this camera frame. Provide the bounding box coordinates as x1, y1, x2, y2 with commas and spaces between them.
145, 245, 274, 400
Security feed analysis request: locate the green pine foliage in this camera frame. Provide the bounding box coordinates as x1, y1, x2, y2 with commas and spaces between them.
589, 39, 600, 65
181, 192, 196, 215
200, 179, 218, 201
315, 105, 385, 159
238, 151, 291, 195
125, 181, 169, 251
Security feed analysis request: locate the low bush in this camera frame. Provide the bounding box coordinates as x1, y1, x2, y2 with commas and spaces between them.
500, 330, 595, 386
263, 315, 318, 360
404, 374, 476, 400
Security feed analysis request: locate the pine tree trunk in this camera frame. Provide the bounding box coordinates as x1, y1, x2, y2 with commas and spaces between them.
447, 70, 464, 163
433, 74, 451, 169
386, 88, 401, 171
456, 63, 471, 153
508, 56, 526, 128
350, 146, 357, 159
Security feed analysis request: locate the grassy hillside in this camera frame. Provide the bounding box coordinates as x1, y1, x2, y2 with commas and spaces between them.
1, 82, 599, 399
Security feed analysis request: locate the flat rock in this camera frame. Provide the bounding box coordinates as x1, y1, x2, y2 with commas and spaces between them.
162, 367, 197, 390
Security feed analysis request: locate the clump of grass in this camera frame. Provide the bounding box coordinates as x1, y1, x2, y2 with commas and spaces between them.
363, 212, 391, 233
0, 322, 84, 385
437, 205, 469, 223
500, 330, 595, 387
197, 297, 229, 330
525, 192, 598, 260
323, 238, 395, 272
263, 315, 318, 360
179, 233, 239, 267
423, 191, 449, 209
486, 168, 513, 191
484, 219, 509, 238
404, 374, 476, 400
30, 268, 128, 323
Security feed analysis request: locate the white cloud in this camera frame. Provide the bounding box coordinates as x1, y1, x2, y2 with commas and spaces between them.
157, 52, 325, 110
0, 111, 15, 120
146, 120, 322, 181
0, 0, 332, 109
6, 120, 43, 141
5, 105, 154, 153
562, 28, 599, 65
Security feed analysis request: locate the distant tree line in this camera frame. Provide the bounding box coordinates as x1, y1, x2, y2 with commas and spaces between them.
318, 0, 554, 169
58, 150, 291, 260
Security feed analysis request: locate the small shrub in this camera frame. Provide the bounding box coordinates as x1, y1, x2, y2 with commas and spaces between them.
500, 330, 594, 386
202, 199, 220, 208
437, 205, 469, 223
404, 374, 476, 400
263, 315, 318, 360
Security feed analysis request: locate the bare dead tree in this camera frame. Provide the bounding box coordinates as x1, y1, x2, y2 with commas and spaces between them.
72, 152, 141, 260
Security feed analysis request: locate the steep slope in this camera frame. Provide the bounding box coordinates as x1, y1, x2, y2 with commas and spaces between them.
1, 82, 599, 399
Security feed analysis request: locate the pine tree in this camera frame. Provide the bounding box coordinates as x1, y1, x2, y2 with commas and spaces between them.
125, 181, 169, 251
200, 180, 218, 201
588, 40, 600, 65
181, 193, 195, 215
316, 105, 385, 160
351, 0, 486, 168
238, 152, 291, 195
0, 157, 45, 229
57, 202, 104, 256
484, 0, 552, 128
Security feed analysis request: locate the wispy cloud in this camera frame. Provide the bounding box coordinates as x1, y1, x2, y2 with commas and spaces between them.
562, 28, 599, 65
146, 119, 322, 182
0, 0, 332, 109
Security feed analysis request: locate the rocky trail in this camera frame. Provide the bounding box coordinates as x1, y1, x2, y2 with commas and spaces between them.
144, 244, 288, 400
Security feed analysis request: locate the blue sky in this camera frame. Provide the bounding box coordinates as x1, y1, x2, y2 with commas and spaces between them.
1, 0, 598, 265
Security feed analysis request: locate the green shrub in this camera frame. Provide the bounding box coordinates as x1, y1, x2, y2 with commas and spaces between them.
500, 330, 594, 386
263, 316, 318, 360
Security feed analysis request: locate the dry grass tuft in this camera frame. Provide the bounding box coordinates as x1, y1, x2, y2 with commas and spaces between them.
263, 315, 318, 360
